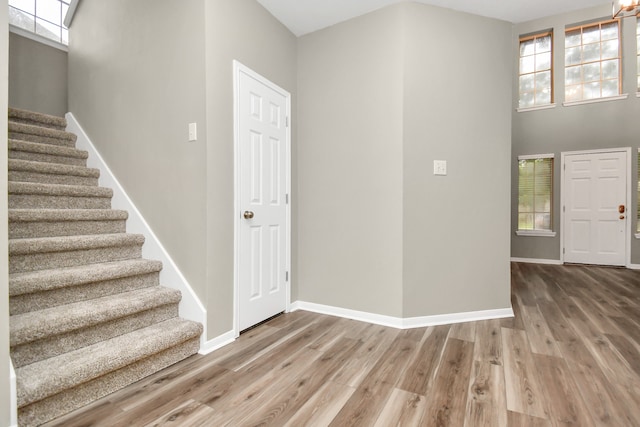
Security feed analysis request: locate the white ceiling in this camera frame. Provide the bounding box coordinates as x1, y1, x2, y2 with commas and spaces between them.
256, 0, 610, 36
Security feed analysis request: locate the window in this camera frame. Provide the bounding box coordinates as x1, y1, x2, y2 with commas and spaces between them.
637, 150, 640, 233
637, 19, 640, 91
519, 32, 553, 108
565, 20, 620, 102
9, 0, 69, 45
518, 155, 554, 232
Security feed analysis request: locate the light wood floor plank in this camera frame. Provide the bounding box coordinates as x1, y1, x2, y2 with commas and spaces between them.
397, 325, 450, 395
373, 388, 426, 427
422, 338, 474, 426
501, 327, 548, 419
143, 399, 216, 427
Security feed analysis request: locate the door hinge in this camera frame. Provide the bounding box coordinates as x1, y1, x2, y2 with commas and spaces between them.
286, 271, 289, 281
563, 206, 565, 212
286, 116, 289, 127
563, 248, 565, 254
286, 193, 289, 204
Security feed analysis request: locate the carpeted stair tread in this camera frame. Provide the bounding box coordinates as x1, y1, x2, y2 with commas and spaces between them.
9, 159, 100, 186
9, 233, 145, 256
8, 139, 88, 166
9, 208, 127, 223
9, 259, 162, 297
8, 121, 77, 147
15, 318, 203, 408
10, 287, 181, 347
9, 107, 67, 131
9, 182, 113, 210
9, 209, 128, 239
9, 159, 100, 179
9, 182, 112, 198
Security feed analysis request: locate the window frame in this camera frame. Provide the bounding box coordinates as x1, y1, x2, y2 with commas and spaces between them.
8, 0, 70, 47
516, 154, 556, 237
564, 19, 622, 103
518, 31, 555, 110
637, 19, 640, 92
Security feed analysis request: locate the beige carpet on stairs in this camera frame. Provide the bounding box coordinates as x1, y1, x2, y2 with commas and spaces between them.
7, 107, 203, 427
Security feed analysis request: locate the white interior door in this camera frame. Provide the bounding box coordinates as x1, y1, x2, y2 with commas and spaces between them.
563, 150, 627, 266
235, 62, 290, 332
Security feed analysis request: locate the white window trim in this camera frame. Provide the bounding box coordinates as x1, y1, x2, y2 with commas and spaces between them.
64, 0, 80, 28
9, 24, 68, 52
518, 153, 555, 160
563, 93, 628, 107
517, 103, 557, 113
517, 153, 555, 235
516, 230, 557, 237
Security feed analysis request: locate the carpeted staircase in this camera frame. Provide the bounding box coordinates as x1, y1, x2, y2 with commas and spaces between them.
7, 108, 203, 426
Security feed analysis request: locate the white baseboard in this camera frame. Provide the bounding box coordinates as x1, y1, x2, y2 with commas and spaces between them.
290, 301, 514, 329
511, 257, 563, 265
199, 330, 236, 355
290, 301, 403, 328
627, 264, 640, 270
66, 113, 208, 348
10, 360, 17, 427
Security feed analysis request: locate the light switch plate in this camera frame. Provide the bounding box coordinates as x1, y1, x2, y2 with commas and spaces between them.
188, 123, 197, 142
434, 160, 447, 176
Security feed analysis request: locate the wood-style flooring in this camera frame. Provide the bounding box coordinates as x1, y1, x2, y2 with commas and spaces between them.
44, 262, 640, 426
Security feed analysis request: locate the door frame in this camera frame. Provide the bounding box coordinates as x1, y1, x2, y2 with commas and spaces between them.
232, 60, 291, 337
560, 147, 631, 267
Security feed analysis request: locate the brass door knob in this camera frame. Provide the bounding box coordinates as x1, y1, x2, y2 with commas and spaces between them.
243, 211, 254, 219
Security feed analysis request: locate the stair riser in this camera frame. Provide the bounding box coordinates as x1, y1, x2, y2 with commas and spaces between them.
9, 194, 112, 210
8, 131, 76, 148
9, 170, 99, 186
10, 244, 143, 274
10, 219, 126, 239
9, 150, 87, 167
9, 118, 66, 131
10, 271, 160, 315
12, 304, 179, 368
18, 338, 201, 427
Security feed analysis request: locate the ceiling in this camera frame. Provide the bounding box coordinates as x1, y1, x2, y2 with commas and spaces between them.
256, 0, 610, 36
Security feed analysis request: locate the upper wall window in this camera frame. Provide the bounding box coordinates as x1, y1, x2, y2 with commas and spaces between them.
565, 20, 620, 102
519, 32, 553, 108
9, 0, 69, 45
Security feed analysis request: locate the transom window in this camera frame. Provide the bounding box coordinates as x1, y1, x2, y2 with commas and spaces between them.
519, 32, 553, 108
9, 0, 69, 45
637, 19, 640, 91
518, 155, 554, 232
565, 20, 620, 102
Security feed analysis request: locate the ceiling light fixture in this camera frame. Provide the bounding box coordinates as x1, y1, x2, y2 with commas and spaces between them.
613, 0, 640, 18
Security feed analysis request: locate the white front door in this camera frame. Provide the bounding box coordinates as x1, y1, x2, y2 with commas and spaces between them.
234, 62, 290, 332
563, 150, 628, 266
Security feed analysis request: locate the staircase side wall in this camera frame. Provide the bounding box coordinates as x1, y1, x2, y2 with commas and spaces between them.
8, 32, 67, 117
67, 113, 208, 348
67, 0, 209, 339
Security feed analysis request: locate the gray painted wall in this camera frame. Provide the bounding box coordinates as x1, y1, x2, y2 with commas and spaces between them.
9, 32, 67, 117
297, 5, 405, 317
511, 5, 640, 263
203, 0, 297, 337
402, 3, 513, 317
297, 3, 512, 318
1, 4, 11, 427
68, 0, 209, 331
